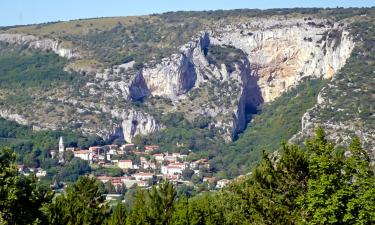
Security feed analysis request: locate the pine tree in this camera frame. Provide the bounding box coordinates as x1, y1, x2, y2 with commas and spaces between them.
126, 188, 148, 225
171, 194, 189, 225
43, 176, 109, 225
342, 137, 375, 224
106, 202, 127, 225
300, 128, 375, 224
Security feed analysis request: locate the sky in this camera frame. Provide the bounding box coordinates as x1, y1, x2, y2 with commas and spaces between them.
1, 0, 374, 27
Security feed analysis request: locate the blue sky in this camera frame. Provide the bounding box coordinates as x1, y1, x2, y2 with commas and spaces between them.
1, 0, 374, 27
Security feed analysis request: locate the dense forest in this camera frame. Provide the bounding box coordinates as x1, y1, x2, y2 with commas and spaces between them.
0, 128, 374, 224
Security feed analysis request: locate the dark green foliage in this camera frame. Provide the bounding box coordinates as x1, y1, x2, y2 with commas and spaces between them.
127, 181, 178, 225
106, 202, 127, 225
206, 45, 247, 73
0, 147, 53, 224
133, 113, 219, 156
1, 129, 374, 224
0, 46, 79, 90
43, 176, 109, 225
210, 79, 326, 177
300, 128, 375, 224
92, 166, 123, 177
57, 158, 91, 182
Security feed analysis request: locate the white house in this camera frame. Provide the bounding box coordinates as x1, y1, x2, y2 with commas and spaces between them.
36, 168, 47, 178
74, 150, 91, 161
118, 160, 133, 169
153, 153, 164, 162
133, 172, 154, 181
161, 163, 186, 175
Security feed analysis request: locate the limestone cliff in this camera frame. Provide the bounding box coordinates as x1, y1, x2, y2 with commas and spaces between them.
0, 33, 80, 59
122, 110, 164, 143
0, 17, 356, 143
210, 18, 354, 102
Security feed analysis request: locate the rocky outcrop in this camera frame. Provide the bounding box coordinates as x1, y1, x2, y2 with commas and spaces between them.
0, 109, 28, 125
128, 71, 151, 101
0, 17, 356, 143
121, 110, 164, 143
142, 32, 210, 99
210, 18, 354, 102
0, 33, 80, 59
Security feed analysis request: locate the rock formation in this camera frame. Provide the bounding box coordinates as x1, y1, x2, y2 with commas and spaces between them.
0, 33, 80, 59
0, 17, 355, 143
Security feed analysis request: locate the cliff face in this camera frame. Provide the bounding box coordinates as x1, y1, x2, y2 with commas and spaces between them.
121, 110, 164, 143
0, 33, 80, 59
0, 17, 355, 143
210, 18, 354, 102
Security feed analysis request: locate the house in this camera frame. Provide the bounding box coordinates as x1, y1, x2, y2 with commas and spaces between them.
66, 147, 78, 152
190, 159, 209, 169
140, 157, 147, 164
117, 150, 126, 155
118, 160, 133, 169
216, 179, 230, 188
145, 145, 159, 151
111, 178, 123, 190
153, 153, 165, 162
97, 176, 112, 183
89, 146, 103, 154
49, 150, 58, 159
133, 172, 154, 181
122, 143, 135, 150
108, 149, 118, 156
136, 180, 149, 187
74, 150, 91, 161
143, 162, 156, 170
106, 144, 118, 150
161, 163, 185, 175
163, 174, 180, 182
36, 168, 47, 178
164, 155, 177, 163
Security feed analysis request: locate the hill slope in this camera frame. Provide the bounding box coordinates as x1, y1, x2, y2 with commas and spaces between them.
0, 8, 374, 176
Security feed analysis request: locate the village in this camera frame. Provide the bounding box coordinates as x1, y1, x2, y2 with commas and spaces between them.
18, 137, 231, 194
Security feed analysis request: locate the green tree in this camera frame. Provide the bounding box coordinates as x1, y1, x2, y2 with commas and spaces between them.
0, 147, 53, 225
300, 128, 375, 224
341, 138, 375, 224
106, 202, 127, 225
126, 188, 148, 225
43, 176, 109, 225
126, 181, 177, 225
171, 194, 189, 225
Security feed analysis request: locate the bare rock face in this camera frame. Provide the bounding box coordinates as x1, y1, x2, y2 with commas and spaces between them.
121, 110, 164, 143
210, 18, 354, 102
0, 33, 80, 59
142, 32, 210, 98
0, 17, 356, 143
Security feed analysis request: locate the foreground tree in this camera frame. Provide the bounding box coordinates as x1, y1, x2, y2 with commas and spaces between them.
301, 128, 375, 225
222, 143, 309, 225
127, 181, 177, 225
106, 202, 127, 225
43, 176, 109, 225
0, 147, 53, 225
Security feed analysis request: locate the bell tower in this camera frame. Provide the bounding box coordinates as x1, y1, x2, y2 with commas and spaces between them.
58, 136, 65, 164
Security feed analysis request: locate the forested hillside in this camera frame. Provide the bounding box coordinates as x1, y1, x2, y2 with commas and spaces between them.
0, 7, 374, 178
1, 129, 374, 224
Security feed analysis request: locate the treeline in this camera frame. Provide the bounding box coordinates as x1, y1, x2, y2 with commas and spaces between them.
0, 128, 374, 224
